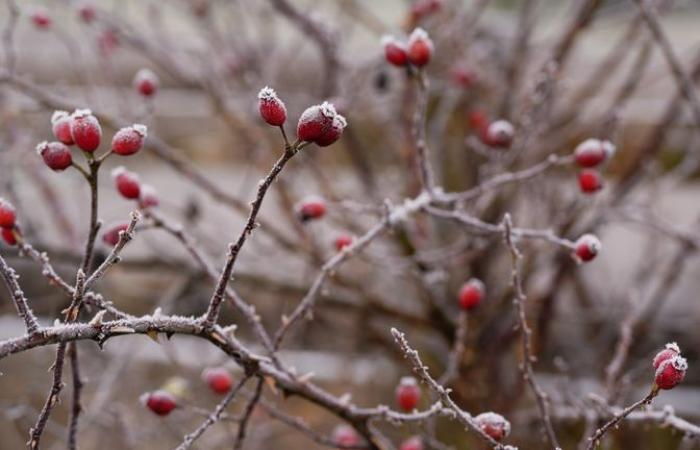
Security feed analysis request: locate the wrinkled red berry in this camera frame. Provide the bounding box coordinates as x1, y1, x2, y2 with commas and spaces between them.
400, 436, 423, 450
102, 222, 129, 246
396, 376, 421, 412
475, 412, 511, 441
578, 169, 603, 194
141, 390, 177, 416
407, 28, 433, 67
202, 367, 233, 394
459, 278, 485, 310
382, 36, 408, 67
335, 234, 354, 251
332, 425, 360, 447
36, 141, 73, 172
257, 87, 287, 126
297, 196, 326, 221
51, 111, 75, 145
139, 184, 159, 208
0, 198, 17, 229
70, 109, 102, 153
133, 68, 159, 97
112, 166, 141, 199
112, 124, 147, 156
655, 355, 688, 390
1, 227, 17, 246
653, 342, 681, 370
574, 234, 601, 263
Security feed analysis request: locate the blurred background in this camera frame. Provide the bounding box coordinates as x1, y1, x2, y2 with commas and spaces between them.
1, 0, 700, 449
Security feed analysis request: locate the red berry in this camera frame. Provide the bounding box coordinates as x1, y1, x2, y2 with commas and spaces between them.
332, 425, 360, 447
655, 355, 688, 390
133, 68, 159, 97
395, 376, 421, 412
112, 166, 141, 199
141, 390, 177, 416
30, 9, 51, 29
574, 234, 601, 263
574, 139, 611, 168
475, 412, 511, 441
407, 28, 433, 67
202, 367, 233, 394
578, 169, 603, 194
70, 109, 102, 153
0, 198, 17, 229
382, 36, 408, 67
257, 87, 287, 126
36, 141, 73, 172
102, 222, 129, 246
459, 278, 485, 310
297, 102, 337, 143
78, 4, 96, 23
1, 227, 17, 246
139, 184, 159, 208
653, 342, 681, 370
481, 120, 514, 149
297, 196, 327, 221
400, 436, 423, 450
335, 234, 354, 251
451, 62, 478, 88
112, 124, 147, 156
468, 110, 489, 132
51, 111, 75, 145
315, 114, 347, 147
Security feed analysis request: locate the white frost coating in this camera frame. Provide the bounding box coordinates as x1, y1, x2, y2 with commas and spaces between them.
71, 108, 93, 119
467, 278, 485, 292
575, 138, 601, 154
389, 191, 431, 224
577, 234, 601, 254
257, 86, 279, 101
333, 114, 347, 130
320, 101, 337, 118
399, 376, 418, 386
111, 166, 127, 178
665, 342, 681, 353
475, 411, 511, 436
134, 68, 158, 83
300, 194, 325, 205
35, 141, 48, 155
408, 27, 430, 45
381, 34, 404, 48
132, 124, 148, 137
672, 356, 688, 371
51, 110, 69, 125
488, 120, 514, 139
602, 140, 616, 158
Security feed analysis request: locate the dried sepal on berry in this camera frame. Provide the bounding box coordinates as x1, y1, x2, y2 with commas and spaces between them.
653, 342, 681, 370
257, 86, 287, 126
36, 141, 73, 171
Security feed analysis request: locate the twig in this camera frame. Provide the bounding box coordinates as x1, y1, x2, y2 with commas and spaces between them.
0, 253, 40, 334
585, 389, 657, 450
67, 342, 83, 450
233, 377, 264, 450
502, 213, 561, 450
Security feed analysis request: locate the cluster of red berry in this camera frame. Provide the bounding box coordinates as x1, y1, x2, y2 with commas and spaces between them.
382, 28, 435, 68
574, 138, 615, 195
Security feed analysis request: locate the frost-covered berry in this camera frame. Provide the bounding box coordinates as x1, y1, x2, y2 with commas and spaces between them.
297, 102, 337, 143
78, 4, 96, 23
482, 120, 514, 149
102, 222, 129, 247
112, 124, 147, 156
141, 390, 177, 416
335, 234, 354, 251
70, 109, 102, 153
257, 87, 287, 126
202, 367, 233, 394
655, 355, 688, 390
297, 196, 326, 222
578, 169, 603, 194
1, 227, 17, 246
574, 139, 614, 168
139, 184, 159, 208
451, 62, 477, 88
396, 376, 421, 412
407, 28, 433, 67
400, 436, 423, 450
133, 68, 159, 97
332, 425, 360, 447
0, 198, 17, 229
316, 114, 347, 147
653, 342, 681, 370
475, 412, 511, 441
382, 36, 408, 67
37, 141, 73, 172
574, 234, 601, 263
51, 111, 75, 145
459, 278, 485, 310
30, 8, 52, 29
112, 166, 141, 199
